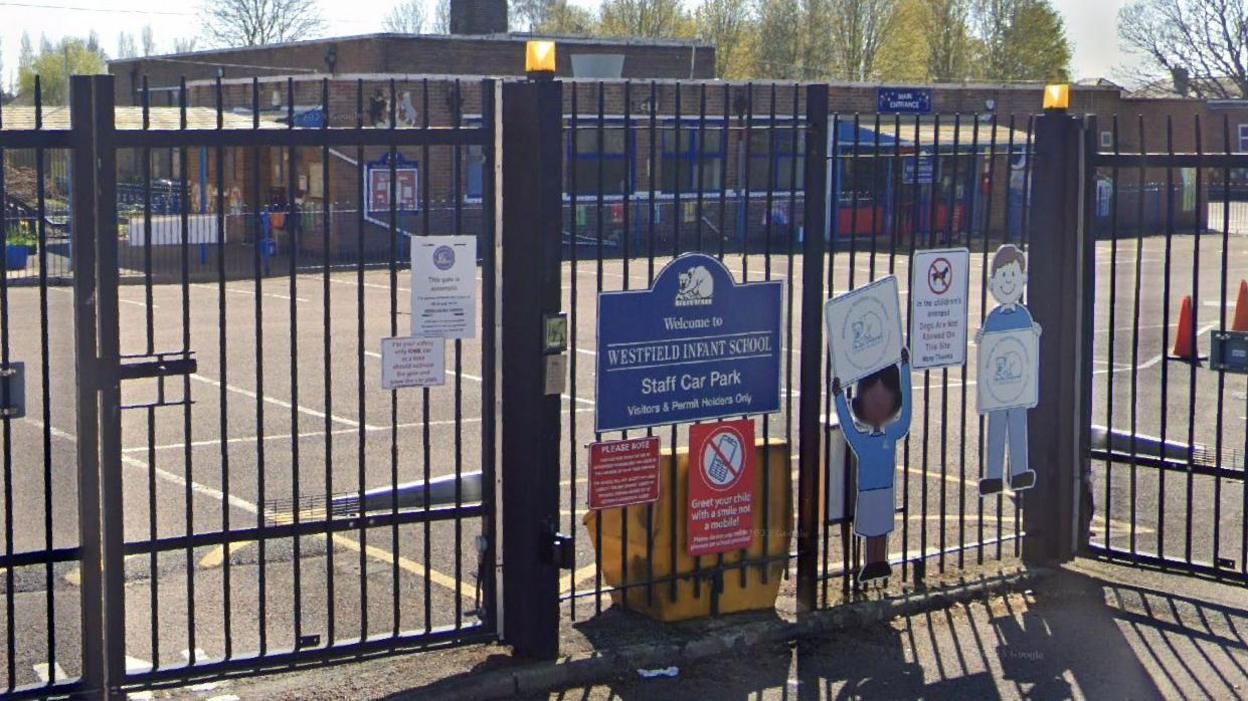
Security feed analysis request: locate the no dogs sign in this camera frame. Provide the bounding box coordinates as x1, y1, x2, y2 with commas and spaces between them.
687, 419, 755, 557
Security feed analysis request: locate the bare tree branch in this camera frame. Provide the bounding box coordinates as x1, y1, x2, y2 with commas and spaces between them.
200, 0, 327, 48
1119, 0, 1248, 98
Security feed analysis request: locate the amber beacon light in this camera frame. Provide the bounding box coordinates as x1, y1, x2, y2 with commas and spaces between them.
526, 40, 556, 76
1043, 83, 1070, 111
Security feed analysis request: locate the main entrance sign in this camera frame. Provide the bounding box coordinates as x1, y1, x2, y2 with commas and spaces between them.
596, 253, 783, 433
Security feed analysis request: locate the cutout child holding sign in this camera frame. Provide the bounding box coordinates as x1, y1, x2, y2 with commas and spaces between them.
977, 244, 1041, 495
825, 276, 909, 583
831, 348, 912, 583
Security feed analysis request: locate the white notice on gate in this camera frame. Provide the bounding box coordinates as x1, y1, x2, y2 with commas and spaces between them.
411, 235, 476, 339
976, 329, 1039, 412
380, 336, 446, 390
909, 248, 970, 370
824, 276, 905, 384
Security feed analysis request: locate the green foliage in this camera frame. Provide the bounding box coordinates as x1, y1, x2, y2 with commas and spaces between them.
4, 222, 38, 250
16, 36, 107, 105
598, 0, 696, 39
870, 0, 1070, 82
973, 0, 1070, 82
695, 0, 757, 78
537, 0, 599, 34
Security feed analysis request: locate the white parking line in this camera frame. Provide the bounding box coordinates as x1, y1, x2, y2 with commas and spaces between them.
25, 415, 481, 601
190, 373, 383, 431
329, 277, 411, 294
190, 282, 308, 303
48, 286, 150, 308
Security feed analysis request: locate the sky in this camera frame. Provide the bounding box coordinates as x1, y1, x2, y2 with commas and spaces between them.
0, 0, 1134, 90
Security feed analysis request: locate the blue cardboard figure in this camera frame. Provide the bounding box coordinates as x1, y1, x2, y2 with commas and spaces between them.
977, 244, 1041, 495
832, 348, 912, 583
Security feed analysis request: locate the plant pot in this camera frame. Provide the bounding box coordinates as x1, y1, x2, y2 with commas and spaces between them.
4, 245, 29, 271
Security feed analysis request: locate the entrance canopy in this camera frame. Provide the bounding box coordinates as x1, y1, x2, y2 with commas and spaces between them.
835, 119, 1032, 152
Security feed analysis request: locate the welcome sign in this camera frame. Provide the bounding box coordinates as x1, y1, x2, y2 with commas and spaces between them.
595, 254, 783, 433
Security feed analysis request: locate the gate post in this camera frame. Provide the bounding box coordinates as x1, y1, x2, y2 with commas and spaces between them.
498, 77, 564, 659
1022, 103, 1095, 565
70, 74, 126, 699
796, 84, 829, 613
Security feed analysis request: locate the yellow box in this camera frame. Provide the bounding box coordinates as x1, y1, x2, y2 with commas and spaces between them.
583, 439, 792, 622
526, 41, 556, 74
1043, 84, 1070, 111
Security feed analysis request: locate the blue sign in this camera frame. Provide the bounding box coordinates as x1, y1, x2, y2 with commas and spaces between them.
903, 157, 935, 185
878, 88, 932, 115
596, 254, 783, 432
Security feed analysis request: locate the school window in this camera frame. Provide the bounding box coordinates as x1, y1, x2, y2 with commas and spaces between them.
464, 116, 486, 199
466, 145, 485, 199
1100, 130, 1114, 150
568, 126, 632, 198
1239, 124, 1248, 152
660, 123, 725, 193
747, 126, 805, 192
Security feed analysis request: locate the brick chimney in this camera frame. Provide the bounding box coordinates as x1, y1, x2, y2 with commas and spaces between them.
450, 0, 508, 35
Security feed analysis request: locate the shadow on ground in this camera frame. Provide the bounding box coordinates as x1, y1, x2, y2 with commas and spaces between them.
541, 566, 1246, 700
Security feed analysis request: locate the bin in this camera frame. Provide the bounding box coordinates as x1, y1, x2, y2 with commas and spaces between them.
583, 439, 791, 622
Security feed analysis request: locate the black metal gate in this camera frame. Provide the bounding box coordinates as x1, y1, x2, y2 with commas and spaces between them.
1086, 114, 1248, 586
1, 73, 500, 698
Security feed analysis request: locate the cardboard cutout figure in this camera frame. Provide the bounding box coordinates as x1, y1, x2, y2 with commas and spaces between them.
976, 244, 1042, 495
831, 348, 912, 584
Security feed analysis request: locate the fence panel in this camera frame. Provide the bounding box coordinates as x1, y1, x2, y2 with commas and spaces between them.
555, 80, 1039, 621
811, 109, 1036, 604
1087, 113, 1248, 585
0, 81, 87, 699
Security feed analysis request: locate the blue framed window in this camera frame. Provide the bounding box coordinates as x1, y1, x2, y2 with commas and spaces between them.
457, 116, 485, 200
660, 120, 725, 193
568, 124, 632, 198
748, 122, 805, 192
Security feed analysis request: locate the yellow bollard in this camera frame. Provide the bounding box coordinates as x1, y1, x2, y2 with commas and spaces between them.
584, 440, 792, 621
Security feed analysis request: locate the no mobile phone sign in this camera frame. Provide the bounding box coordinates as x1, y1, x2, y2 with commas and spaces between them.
687, 419, 755, 557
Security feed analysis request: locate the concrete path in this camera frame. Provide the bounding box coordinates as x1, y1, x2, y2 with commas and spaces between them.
537, 560, 1248, 701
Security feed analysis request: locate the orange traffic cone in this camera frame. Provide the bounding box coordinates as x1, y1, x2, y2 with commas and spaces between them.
1171, 295, 1196, 360
1233, 280, 1248, 333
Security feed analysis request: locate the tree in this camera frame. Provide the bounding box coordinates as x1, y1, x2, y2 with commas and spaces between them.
384, 0, 427, 33
117, 32, 138, 60
825, 0, 899, 81
598, 0, 694, 39
200, 0, 327, 47
173, 37, 199, 53
18, 33, 33, 71
512, 0, 554, 31
695, 0, 757, 78
537, 0, 598, 33
972, 0, 1069, 82
1119, 0, 1248, 98
141, 25, 157, 56
923, 0, 972, 81
432, 0, 451, 33
17, 36, 107, 104
873, 0, 932, 81
754, 0, 805, 79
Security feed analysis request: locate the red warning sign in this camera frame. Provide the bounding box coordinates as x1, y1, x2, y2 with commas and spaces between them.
687, 419, 755, 557
588, 437, 661, 510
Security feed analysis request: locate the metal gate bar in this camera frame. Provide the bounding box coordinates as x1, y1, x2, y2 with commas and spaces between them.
1087, 109, 1247, 585
50, 74, 501, 695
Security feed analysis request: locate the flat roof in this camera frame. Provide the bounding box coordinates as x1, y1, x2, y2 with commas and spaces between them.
107, 31, 711, 68
1, 106, 285, 130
